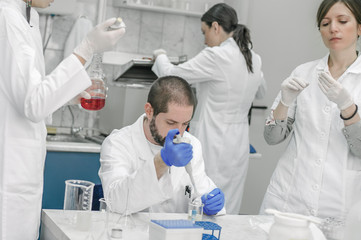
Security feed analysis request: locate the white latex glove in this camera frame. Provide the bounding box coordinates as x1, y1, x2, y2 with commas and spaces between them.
68, 91, 91, 105
153, 49, 167, 60
280, 77, 309, 107
318, 71, 353, 110
74, 18, 126, 62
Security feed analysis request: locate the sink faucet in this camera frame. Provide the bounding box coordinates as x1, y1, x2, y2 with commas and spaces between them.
68, 105, 82, 136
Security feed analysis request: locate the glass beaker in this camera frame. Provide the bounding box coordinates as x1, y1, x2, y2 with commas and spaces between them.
64, 179, 95, 211
81, 53, 107, 111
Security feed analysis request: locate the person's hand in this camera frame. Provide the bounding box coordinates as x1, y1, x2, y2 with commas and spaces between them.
318, 72, 353, 110
74, 18, 126, 62
160, 129, 193, 167
280, 77, 309, 107
153, 49, 167, 60
201, 188, 225, 215
68, 91, 91, 105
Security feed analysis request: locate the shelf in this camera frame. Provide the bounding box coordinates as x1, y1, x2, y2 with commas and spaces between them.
113, 1, 203, 17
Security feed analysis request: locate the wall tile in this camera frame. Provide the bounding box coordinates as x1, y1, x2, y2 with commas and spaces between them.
115, 8, 142, 53
138, 11, 164, 54
183, 16, 204, 58
161, 14, 185, 56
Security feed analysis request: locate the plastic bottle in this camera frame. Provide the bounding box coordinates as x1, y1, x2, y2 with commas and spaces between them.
81, 53, 106, 111
269, 213, 312, 240
344, 198, 361, 240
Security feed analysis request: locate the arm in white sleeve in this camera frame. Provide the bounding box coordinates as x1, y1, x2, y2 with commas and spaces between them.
152, 48, 222, 84
99, 132, 172, 214
1, 14, 90, 123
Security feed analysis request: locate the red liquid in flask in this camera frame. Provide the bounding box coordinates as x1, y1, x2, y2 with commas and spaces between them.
81, 98, 105, 111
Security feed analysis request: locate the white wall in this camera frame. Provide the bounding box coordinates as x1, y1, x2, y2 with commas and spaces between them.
230, 0, 327, 214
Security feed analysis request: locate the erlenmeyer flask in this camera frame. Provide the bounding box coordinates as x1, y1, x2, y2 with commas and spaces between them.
81, 53, 107, 111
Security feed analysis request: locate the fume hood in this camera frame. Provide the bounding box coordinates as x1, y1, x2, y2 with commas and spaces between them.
102, 51, 187, 88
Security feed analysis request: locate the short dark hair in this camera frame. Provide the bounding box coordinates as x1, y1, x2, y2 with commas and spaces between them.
317, 0, 361, 29
147, 76, 197, 116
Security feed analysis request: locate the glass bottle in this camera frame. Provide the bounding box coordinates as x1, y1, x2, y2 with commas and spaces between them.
81, 53, 106, 111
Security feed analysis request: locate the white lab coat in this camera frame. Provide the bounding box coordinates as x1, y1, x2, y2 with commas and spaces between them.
260, 54, 361, 220
99, 114, 226, 215
152, 37, 266, 214
0, 1, 91, 239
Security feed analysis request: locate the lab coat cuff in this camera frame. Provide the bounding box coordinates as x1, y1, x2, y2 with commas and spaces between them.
151, 54, 170, 76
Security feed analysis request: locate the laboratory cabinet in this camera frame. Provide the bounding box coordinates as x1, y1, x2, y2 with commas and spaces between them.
42, 151, 101, 210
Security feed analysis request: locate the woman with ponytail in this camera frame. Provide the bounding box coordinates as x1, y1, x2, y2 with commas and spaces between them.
152, 3, 266, 214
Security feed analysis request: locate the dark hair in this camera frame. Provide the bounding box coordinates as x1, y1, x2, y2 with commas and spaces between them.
201, 3, 254, 73
317, 0, 361, 29
147, 76, 197, 116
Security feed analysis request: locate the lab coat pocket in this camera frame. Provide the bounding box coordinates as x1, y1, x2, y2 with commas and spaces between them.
4, 138, 44, 192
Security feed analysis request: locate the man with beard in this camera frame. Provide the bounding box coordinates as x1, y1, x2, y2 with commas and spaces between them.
98, 76, 225, 216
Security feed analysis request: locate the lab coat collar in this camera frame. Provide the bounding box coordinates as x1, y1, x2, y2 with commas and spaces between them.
220, 37, 234, 47
316, 53, 361, 74
130, 114, 158, 161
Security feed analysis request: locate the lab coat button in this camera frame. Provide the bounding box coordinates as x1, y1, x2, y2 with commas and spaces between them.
320, 132, 325, 138
324, 106, 330, 112
310, 209, 316, 215
313, 184, 320, 191
350, 144, 353, 148
315, 159, 321, 165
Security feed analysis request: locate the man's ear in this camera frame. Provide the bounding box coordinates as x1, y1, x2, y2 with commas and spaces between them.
144, 102, 153, 119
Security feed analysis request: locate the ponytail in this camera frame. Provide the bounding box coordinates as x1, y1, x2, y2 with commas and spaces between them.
233, 24, 253, 73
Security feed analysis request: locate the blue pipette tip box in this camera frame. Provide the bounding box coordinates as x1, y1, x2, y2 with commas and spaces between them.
149, 219, 203, 240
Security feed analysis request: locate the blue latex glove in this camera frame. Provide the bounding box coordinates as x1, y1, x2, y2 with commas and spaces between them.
202, 188, 225, 215
160, 129, 193, 167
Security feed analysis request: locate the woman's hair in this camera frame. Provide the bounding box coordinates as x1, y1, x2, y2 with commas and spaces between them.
317, 0, 361, 29
147, 76, 197, 116
201, 3, 254, 73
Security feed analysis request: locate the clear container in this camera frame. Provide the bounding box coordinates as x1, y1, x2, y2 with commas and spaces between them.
269, 214, 312, 240
81, 53, 107, 111
63, 179, 95, 211
188, 198, 203, 223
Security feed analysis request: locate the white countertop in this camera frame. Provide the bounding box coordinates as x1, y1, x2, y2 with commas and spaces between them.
40, 209, 270, 240
46, 141, 101, 153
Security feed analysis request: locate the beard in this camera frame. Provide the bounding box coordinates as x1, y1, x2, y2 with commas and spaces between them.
149, 116, 165, 146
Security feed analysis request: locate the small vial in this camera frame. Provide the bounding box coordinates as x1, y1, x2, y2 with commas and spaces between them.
108, 17, 126, 31
111, 228, 123, 239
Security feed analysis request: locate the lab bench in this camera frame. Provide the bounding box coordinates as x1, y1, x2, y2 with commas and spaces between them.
40, 210, 271, 240
42, 142, 102, 210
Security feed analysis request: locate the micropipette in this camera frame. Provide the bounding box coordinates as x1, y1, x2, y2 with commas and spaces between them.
173, 134, 198, 196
